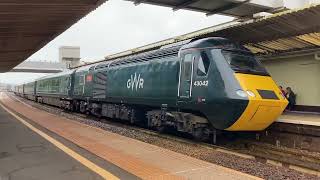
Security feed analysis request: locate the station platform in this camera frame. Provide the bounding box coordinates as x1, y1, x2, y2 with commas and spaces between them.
0, 93, 260, 180
0, 95, 136, 180
264, 111, 320, 153
277, 111, 320, 126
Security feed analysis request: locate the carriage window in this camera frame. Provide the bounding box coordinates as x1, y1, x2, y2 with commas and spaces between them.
197, 52, 210, 76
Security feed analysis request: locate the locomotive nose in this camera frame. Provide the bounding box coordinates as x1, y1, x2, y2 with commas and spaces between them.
226, 73, 288, 131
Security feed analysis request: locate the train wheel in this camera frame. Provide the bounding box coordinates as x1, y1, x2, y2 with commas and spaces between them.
193, 127, 204, 141
72, 101, 78, 112
70, 103, 74, 112
79, 101, 86, 113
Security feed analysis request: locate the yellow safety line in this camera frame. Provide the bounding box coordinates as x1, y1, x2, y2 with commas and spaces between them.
0, 102, 119, 180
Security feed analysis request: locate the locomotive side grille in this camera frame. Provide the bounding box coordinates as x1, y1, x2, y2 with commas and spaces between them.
257, 89, 279, 100
93, 84, 106, 90
93, 71, 107, 99
96, 72, 107, 80
110, 48, 179, 67
95, 46, 180, 70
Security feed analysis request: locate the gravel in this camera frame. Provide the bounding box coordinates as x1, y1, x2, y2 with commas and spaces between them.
13, 94, 320, 180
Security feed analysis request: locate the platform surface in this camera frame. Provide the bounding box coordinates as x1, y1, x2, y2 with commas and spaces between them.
278, 111, 320, 126
0, 92, 260, 180
0, 96, 136, 180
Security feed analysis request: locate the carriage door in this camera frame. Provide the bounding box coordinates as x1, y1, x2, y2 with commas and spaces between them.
179, 53, 195, 99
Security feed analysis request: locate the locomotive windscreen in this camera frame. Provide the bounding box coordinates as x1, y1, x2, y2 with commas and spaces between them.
221, 50, 269, 76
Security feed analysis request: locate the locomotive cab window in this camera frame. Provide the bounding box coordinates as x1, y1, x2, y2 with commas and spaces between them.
197, 52, 210, 76
221, 50, 269, 76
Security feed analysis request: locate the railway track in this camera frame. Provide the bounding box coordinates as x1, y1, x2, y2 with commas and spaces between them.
9, 93, 320, 178
96, 117, 320, 176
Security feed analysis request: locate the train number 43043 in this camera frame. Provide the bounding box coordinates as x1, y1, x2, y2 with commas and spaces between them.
194, 80, 208, 87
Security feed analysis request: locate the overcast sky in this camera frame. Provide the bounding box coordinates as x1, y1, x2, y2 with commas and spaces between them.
1, 0, 234, 85
0, 0, 309, 85
30, 0, 233, 62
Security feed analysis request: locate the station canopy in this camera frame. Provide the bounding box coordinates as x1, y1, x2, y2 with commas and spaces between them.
0, 0, 105, 72
104, 3, 320, 61
126, 0, 284, 17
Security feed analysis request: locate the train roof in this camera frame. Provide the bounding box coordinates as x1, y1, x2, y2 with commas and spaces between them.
24, 81, 35, 85
16, 80, 36, 86
94, 37, 251, 70
75, 64, 93, 72
94, 45, 181, 70
36, 69, 75, 81
180, 37, 248, 51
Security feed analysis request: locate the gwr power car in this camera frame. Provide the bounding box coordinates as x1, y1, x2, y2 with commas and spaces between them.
14, 37, 288, 141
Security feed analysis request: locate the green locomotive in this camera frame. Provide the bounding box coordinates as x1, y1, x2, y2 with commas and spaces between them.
15, 37, 288, 140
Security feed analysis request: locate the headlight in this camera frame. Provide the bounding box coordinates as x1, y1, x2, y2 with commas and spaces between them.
246, 90, 255, 97
236, 90, 248, 97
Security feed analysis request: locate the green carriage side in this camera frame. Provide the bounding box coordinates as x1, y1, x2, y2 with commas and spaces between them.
16, 84, 24, 96
71, 65, 95, 112
104, 55, 179, 107
23, 81, 36, 100
73, 65, 94, 99
36, 70, 74, 107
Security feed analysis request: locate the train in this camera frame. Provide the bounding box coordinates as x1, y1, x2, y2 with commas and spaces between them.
14, 37, 288, 141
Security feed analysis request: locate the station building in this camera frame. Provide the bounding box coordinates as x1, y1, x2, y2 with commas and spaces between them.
262, 52, 320, 112
59, 46, 81, 68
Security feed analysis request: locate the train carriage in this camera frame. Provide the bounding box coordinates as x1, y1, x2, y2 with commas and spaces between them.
83, 37, 288, 137
72, 65, 95, 112
15, 37, 288, 141
36, 70, 74, 107
73, 66, 91, 98
13, 86, 19, 95
16, 84, 24, 97
23, 81, 36, 101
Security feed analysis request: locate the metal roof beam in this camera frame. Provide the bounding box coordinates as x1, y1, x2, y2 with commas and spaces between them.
134, 0, 147, 6
206, 0, 250, 16
0, 0, 106, 72
172, 0, 200, 11
10, 69, 63, 73
78, 3, 319, 69
259, 47, 320, 60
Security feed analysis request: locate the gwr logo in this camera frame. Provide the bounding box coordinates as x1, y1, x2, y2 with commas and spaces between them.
127, 73, 144, 91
